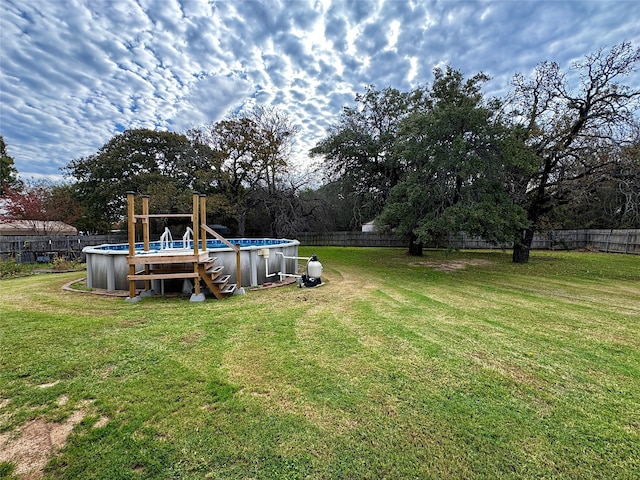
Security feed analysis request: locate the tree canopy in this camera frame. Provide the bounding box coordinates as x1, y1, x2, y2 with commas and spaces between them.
505, 42, 640, 262
311, 85, 430, 228
39, 41, 640, 261
189, 106, 301, 236
311, 43, 640, 262
64, 108, 303, 236
64, 129, 203, 232
378, 68, 531, 254
0, 136, 21, 194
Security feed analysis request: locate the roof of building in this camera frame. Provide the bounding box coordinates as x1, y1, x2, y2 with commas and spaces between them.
0, 220, 78, 235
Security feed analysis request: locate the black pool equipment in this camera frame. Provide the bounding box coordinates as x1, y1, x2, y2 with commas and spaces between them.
300, 254, 323, 288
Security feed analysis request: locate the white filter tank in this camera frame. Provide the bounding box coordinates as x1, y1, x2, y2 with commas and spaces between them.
307, 255, 323, 278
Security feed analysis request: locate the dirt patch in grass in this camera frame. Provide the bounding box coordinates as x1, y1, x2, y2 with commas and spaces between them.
409, 258, 494, 272
120, 318, 148, 328
93, 416, 109, 429
181, 332, 204, 344
0, 400, 98, 479
100, 364, 117, 379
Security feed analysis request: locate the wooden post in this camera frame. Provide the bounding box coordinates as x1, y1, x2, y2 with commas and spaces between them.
141, 194, 151, 292
192, 193, 200, 295
625, 230, 630, 254
200, 194, 207, 252
192, 192, 199, 255
141, 195, 150, 251
126, 191, 137, 298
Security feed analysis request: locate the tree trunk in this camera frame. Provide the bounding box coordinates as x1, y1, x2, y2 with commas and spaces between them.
237, 211, 247, 237
408, 233, 423, 256
512, 227, 534, 263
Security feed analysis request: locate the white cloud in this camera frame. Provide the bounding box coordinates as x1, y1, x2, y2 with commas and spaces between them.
0, 0, 638, 181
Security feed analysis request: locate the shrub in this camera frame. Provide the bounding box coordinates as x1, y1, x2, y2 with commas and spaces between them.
51, 254, 83, 271
0, 258, 31, 279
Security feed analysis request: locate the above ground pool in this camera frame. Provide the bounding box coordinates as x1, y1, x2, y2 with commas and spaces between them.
83, 238, 300, 292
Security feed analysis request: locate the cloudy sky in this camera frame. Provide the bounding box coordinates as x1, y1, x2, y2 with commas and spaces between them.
1, 0, 638, 182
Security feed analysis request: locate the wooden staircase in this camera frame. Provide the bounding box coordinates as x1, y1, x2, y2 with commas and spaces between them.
197, 256, 236, 299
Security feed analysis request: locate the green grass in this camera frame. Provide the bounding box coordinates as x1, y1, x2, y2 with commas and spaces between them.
1, 248, 639, 479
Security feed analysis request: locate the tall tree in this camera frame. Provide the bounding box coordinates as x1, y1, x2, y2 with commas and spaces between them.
615, 140, 640, 227
378, 67, 530, 255
311, 85, 430, 228
0, 136, 21, 194
191, 107, 298, 235
549, 138, 640, 228
64, 129, 205, 233
506, 42, 640, 263
250, 107, 305, 237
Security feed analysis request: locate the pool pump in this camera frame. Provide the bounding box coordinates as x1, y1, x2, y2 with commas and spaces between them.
300, 254, 323, 288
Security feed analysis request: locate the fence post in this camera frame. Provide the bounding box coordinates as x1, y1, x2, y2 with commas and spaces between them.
625, 230, 630, 254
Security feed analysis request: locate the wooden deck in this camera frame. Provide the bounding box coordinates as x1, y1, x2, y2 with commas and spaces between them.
125, 192, 237, 300
126, 249, 212, 265
126, 249, 235, 299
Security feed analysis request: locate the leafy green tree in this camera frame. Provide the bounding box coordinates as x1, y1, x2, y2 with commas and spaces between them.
506, 42, 640, 263
378, 67, 530, 255
192, 116, 264, 235
64, 129, 206, 233
311, 85, 430, 228
0, 136, 21, 194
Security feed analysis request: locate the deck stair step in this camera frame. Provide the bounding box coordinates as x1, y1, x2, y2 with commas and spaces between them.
206, 265, 224, 279
196, 264, 235, 299
220, 283, 236, 295
212, 274, 231, 285
201, 256, 218, 267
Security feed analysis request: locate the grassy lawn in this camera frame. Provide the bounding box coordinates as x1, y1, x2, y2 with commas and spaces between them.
1, 247, 639, 479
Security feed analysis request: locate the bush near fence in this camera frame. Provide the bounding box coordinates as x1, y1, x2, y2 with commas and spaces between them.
1, 229, 638, 264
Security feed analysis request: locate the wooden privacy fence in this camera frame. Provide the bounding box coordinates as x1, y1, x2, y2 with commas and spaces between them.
295, 231, 407, 248
538, 229, 640, 254
296, 229, 640, 254
1, 229, 639, 263
0, 234, 127, 263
